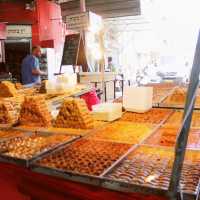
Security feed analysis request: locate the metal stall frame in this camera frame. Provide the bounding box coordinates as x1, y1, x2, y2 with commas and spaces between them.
168, 31, 200, 199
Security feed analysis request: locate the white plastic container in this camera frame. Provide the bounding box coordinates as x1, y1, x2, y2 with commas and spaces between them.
123, 86, 153, 113
46, 74, 77, 94
92, 103, 122, 122
56, 73, 77, 87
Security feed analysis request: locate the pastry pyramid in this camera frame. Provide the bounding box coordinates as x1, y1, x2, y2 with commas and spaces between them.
0, 100, 18, 124
19, 95, 52, 127
55, 98, 94, 129
0, 81, 18, 97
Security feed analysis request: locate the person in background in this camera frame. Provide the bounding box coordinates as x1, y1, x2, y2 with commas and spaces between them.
21, 46, 46, 85
107, 57, 116, 72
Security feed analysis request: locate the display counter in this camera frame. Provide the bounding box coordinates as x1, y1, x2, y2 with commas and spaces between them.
0, 81, 199, 199
0, 108, 198, 199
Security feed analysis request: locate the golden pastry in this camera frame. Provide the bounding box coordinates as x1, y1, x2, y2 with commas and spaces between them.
2, 134, 74, 159
88, 121, 153, 144
37, 139, 131, 176
165, 111, 200, 127
0, 81, 18, 97
55, 98, 94, 129
19, 95, 52, 127
164, 87, 200, 106
120, 108, 172, 124
107, 146, 200, 193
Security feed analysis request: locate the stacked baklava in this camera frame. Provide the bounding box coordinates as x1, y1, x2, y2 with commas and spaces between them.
0, 100, 18, 124
55, 98, 94, 129
0, 81, 18, 97
19, 95, 52, 127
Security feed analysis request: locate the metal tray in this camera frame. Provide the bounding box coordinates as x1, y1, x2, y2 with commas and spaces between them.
102, 145, 200, 199
84, 120, 162, 146
30, 139, 137, 180
0, 133, 79, 167
119, 108, 174, 126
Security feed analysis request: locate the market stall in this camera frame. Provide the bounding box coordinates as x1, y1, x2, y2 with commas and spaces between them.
0, 7, 199, 199
0, 43, 199, 199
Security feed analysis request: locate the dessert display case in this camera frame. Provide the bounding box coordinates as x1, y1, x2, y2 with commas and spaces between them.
0, 75, 199, 199
29, 139, 199, 199
0, 106, 197, 199
0, 86, 198, 199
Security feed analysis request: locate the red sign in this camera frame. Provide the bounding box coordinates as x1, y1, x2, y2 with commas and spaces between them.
0, 23, 6, 39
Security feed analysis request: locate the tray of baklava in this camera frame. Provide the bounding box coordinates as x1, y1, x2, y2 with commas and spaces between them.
31, 139, 132, 180
104, 145, 200, 196
159, 87, 200, 109
163, 110, 200, 128
144, 124, 200, 149
119, 108, 173, 125
0, 129, 30, 142
0, 132, 79, 167
86, 121, 155, 145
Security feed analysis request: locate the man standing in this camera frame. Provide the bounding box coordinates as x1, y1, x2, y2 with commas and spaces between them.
21, 46, 46, 85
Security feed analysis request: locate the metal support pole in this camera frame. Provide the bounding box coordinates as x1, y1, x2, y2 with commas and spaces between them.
168, 31, 200, 199
99, 30, 105, 102
80, 0, 86, 12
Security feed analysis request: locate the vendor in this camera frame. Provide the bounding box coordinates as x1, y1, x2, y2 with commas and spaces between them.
21, 46, 46, 85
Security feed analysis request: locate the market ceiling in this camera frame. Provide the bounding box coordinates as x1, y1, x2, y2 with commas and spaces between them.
57, 0, 141, 19
0, 0, 141, 18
